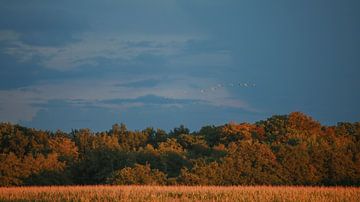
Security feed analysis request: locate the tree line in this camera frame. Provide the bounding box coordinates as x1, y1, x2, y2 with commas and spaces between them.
0, 112, 359, 186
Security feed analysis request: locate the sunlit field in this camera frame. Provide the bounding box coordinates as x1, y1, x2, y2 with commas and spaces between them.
0, 185, 359, 202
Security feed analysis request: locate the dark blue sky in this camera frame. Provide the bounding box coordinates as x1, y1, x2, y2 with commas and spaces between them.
0, 0, 359, 132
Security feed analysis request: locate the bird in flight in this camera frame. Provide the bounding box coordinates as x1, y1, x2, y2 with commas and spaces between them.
197, 82, 256, 94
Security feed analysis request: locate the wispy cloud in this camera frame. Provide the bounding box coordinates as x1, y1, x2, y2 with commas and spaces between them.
1, 32, 204, 70
1, 29, 234, 73
0, 30, 20, 43
114, 79, 161, 88
0, 29, 253, 126
101, 94, 205, 106
0, 75, 255, 123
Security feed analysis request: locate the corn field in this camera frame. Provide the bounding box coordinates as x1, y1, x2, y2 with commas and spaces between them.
0, 185, 359, 202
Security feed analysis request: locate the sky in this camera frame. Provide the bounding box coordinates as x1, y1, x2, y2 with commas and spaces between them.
0, 0, 359, 132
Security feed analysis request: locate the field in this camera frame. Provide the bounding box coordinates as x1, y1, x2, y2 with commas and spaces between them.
0, 186, 360, 202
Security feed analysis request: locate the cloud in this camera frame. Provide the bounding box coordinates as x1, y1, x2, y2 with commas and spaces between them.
20, 99, 119, 132
114, 79, 161, 88
169, 51, 232, 67
0, 2, 89, 47
2, 32, 201, 71
19, 96, 259, 132
0, 89, 41, 123
101, 94, 204, 106
0, 30, 20, 43
1, 28, 233, 74
0, 74, 256, 125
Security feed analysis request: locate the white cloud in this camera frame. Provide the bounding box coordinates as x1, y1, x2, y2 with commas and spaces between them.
1, 29, 234, 72
1, 31, 205, 70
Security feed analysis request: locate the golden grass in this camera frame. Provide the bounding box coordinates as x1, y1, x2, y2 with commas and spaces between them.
0, 185, 359, 202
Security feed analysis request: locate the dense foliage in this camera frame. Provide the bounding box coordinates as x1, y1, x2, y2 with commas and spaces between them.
0, 112, 359, 186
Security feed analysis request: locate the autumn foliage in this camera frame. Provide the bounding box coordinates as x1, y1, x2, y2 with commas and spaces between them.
0, 112, 359, 186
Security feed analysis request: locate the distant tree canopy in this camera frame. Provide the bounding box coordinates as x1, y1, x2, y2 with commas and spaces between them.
0, 112, 360, 186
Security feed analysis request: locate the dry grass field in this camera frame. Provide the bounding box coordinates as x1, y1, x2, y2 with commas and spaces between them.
0, 185, 359, 202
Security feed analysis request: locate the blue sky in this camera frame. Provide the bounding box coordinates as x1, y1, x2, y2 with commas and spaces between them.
0, 0, 359, 132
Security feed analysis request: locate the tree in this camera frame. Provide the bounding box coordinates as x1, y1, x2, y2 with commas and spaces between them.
220, 141, 286, 185
169, 125, 190, 138
0, 153, 23, 186
1, 112, 360, 186
49, 136, 78, 162
257, 114, 289, 143
107, 164, 166, 185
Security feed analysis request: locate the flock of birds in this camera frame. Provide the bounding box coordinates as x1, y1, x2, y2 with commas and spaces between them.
181, 82, 256, 95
